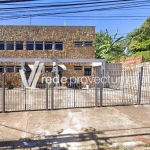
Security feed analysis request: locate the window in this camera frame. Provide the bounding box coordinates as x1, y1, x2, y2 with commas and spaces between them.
16, 66, 21, 72
0, 41, 4, 50
74, 66, 82, 70
35, 41, 43, 50
45, 42, 52, 50
0, 66, 4, 73
45, 66, 53, 72
84, 41, 93, 46
84, 66, 92, 76
16, 41, 23, 50
55, 42, 63, 50
74, 42, 83, 46
26, 41, 34, 50
6, 41, 14, 50
6, 66, 14, 72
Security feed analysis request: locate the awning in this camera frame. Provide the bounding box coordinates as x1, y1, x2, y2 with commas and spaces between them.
92, 62, 102, 67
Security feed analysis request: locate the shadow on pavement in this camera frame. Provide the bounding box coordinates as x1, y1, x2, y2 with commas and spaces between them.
0, 125, 150, 149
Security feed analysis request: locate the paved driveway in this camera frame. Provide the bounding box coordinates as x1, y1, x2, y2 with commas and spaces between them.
0, 105, 150, 149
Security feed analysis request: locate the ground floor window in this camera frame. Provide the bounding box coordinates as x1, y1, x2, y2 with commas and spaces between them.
16, 66, 21, 72
84, 66, 92, 76
45, 66, 53, 72
6, 66, 14, 72
74, 66, 82, 70
0, 66, 4, 72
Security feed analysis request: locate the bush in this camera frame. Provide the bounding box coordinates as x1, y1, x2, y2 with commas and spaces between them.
131, 51, 150, 62
6, 80, 14, 89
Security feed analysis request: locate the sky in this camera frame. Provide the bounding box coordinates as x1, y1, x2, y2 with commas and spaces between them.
0, 0, 150, 37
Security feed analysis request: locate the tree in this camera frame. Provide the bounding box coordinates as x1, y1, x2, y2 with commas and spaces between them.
95, 29, 127, 62
127, 17, 150, 53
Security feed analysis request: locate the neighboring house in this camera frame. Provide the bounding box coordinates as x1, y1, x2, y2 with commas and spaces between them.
0, 26, 95, 87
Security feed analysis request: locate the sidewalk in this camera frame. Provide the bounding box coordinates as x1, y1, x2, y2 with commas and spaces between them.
0, 105, 150, 149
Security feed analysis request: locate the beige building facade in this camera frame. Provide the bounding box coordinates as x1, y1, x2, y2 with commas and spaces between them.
0, 26, 95, 87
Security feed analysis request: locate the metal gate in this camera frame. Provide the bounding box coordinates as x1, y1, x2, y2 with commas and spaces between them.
1, 64, 150, 113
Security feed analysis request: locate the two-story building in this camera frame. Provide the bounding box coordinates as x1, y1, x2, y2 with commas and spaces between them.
0, 26, 95, 87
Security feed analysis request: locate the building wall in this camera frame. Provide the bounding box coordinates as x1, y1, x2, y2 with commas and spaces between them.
0, 26, 95, 59
0, 26, 95, 87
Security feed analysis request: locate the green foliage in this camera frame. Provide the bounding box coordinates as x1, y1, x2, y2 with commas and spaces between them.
95, 29, 128, 62
131, 51, 150, 62
127, 17, 150, 53
144, 143, 150, 147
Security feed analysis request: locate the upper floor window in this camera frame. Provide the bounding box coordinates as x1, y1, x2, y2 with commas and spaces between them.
6, 66, 14, 73
55, 42, 63, 50
0, 66, 4, 73
74, 66, 82, 70
74, 42, 83, 46
84, 41, 93, 46
0, 41, 4, 50
16, 66, 21, 72
45, 42, 52, 50
26, 41, 34, 50
35, 41, 43, 50
16, 41, 23, 50
84, 66, 92, 76
6, 41, 14, 50
45, 66, 53, 72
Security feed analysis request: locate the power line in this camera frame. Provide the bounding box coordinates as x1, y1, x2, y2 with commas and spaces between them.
0, 0, 149, 20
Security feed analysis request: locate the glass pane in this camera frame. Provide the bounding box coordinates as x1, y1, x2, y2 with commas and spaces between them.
16, 41, 23, 50
85, 42, 93, 46
45, 67, 53, 72
55, 42, 63, 50
74, 66, 82, 70
0, 66, 4, 72
35, 41, 43, 50
26, 42, 34, 50
6, 41, 14, 50
7, 66, 14, 72
0, 42, 4, 50
84, 67, 92, 76
74, 42, 83, 46
45, 42, 52, 50
16, 66, 21, 72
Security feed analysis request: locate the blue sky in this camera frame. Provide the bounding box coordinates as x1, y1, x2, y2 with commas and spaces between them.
0, 0, 150, 36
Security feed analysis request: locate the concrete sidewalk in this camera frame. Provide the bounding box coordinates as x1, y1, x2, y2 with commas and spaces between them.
0, 105, 150, 149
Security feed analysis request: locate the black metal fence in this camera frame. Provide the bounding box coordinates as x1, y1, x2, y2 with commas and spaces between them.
1, 66, 150, 113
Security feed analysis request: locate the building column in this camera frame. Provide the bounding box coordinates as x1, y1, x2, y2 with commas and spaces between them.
21, 61, 25, 90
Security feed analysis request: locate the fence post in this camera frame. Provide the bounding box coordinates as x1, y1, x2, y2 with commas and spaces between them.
21, 61, 25, 90
100, 69, 104, 107
94, 71, 98, 107
51, 72, 54, 110
2, 73, 5, 113
46, 71, 48, 110
137, 66, 143, 105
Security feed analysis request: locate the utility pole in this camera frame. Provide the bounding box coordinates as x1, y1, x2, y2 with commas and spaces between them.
30, 14, 31, 25
64, 20, 66, 26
